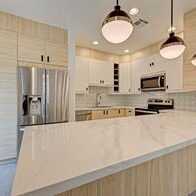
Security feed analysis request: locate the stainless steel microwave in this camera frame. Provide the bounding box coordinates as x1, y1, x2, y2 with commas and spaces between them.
140, 73, 166, 91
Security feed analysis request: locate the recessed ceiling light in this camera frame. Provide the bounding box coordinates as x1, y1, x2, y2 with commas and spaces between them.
124, 49, 130, 53
167, 26, 176, 33
93, 41, 99, 45
129, 8, 140, 16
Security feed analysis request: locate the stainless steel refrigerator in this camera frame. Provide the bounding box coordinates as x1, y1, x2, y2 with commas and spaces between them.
17, 66, 68, 153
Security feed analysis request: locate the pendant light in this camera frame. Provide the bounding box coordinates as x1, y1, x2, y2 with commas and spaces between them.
191, 54, 196, 66
102, 0, 133, 44
160, 0, 186, 59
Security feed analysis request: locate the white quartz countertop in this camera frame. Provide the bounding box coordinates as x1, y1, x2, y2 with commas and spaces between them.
75, 106, 135, 111
12, 110, 196, 196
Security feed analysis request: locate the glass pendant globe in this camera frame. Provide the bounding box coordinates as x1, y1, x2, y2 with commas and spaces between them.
191, 54, 196, 66
160, 33, 186, 59
102, 3, 133, 44
102, 20, 133, 44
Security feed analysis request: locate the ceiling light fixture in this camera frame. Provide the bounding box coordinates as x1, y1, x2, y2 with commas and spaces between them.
93, 41, 99, 45
160, 0, 186, 59
102, 0, 133, 44
129, 8, 140, 16
124, 49, 130, 53
191, 54, 196, 66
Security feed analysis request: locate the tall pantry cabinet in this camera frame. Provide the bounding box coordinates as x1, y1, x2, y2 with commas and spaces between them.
0, 11, 68, 162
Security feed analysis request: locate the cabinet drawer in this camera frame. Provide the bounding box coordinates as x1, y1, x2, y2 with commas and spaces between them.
125, 108, 135, 116
92, 110, 105, 120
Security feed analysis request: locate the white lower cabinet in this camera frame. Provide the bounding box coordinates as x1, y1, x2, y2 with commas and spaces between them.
119, 63, 131, 93
75, 56, 89, 93
89, 59, 113, 87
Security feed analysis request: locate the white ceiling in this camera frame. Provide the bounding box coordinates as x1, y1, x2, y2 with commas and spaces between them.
0, 0, 195, 54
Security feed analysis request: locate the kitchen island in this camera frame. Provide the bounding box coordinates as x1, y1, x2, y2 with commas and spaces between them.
12, 110, 196, 196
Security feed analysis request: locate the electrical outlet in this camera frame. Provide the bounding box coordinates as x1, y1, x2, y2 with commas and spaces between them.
189, 190, 196, 196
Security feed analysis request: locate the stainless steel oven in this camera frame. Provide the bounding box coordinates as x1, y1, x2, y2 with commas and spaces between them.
141, 73, 166, 91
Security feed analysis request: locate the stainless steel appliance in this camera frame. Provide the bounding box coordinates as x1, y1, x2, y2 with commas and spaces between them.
17, 66, 68, 153
135, 98, 174, 116
141, 73, 166, 91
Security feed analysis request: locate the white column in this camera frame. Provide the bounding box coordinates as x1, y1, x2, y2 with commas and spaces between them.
67, 29, 76, 122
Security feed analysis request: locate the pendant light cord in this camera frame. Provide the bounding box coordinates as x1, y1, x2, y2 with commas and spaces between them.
171, 0, 173, 28
116, 0, 119, 6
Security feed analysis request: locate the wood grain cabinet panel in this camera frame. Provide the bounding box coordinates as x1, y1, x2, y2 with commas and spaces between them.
183, 8, 196, 90
57, 144, 196, 196
18, 34, 45, 64
124, 108, 135, 117
45, 41, 68, 66
91, 110, 105, 120
0, 29, 17, 161
107, 109, 124, 118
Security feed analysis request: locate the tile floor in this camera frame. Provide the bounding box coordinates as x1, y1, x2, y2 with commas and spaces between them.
0, 162, 16, 196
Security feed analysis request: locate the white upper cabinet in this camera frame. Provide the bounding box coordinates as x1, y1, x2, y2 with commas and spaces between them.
130, 53, 183, 93
164, 56, 183, 92
131, 60, 142, 94
89, 59, 113, 87
119, 63, 131, 93
75, 56, 89, 93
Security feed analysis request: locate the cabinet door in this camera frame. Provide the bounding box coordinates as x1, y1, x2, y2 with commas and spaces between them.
89, 59, 102, 86
106, 109, 118, 118
119, 63, 131, 93
75, 57, 89, 93
131, 60, 141, 94
18, 34, 45, 64
89, 59, 113, 86
102, 61, 113, 86
45, 41, 68, 66
164, 56, 183, 92
91, 110, 105, 120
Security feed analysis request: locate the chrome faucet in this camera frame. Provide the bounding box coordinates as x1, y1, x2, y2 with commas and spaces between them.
96, 93, 102, 107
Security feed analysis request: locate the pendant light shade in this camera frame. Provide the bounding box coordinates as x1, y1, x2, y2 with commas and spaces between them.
160, 0, 186, 59
191, 54, 196, 66
160, 32, 186, 59
102, 0, 133, 44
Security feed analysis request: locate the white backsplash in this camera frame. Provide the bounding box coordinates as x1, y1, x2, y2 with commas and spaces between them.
76, 87, 196, 111
127, 91, 196, 111
76, 86, 128, 108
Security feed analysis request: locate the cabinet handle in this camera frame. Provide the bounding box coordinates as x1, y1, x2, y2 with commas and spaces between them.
166, 85, 169, 89
152, 62, 154, 66
118, 109, 120, 114
106, 110, 108, 115
103, 110, 105, 115
138, 88, 141, 91
47, 56, 50, 63
41, 55, 44, 62
150, 63, 151, 67
86, 87, 88, 91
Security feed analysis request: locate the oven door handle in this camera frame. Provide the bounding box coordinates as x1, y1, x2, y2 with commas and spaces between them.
136, 109, 158, 114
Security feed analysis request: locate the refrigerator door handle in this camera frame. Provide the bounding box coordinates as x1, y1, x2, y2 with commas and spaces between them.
64, 72, 69, 121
